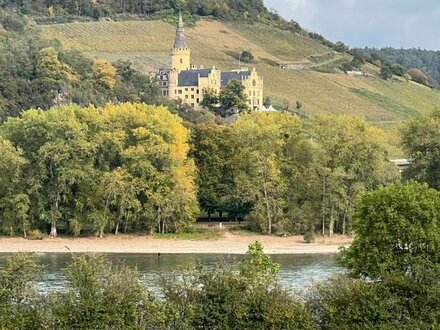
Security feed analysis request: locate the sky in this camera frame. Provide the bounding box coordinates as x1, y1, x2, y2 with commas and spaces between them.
264, 0, 440, 50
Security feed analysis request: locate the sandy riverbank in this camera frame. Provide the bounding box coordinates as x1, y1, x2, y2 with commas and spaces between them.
0, 232, 352, 255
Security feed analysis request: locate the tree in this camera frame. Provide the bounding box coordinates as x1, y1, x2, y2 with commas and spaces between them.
334, 41, 348, 53
92, 59, 117, 90
191, 124, 235, 220
402, 109, 440, 189
200, 88, 219, 112
263, 96, 271, 107
380, 65, 393, 80
240, 50, 254, 63
312, 116, 398, 236
390, 63, 406, 76
407, 68, 429, 86
0, 140, 29, 237
351, 54, 365, 69
230, 112, 305, 234
35, 47, 78, 82
219, 80, 249, 113
340, 183, 440, 279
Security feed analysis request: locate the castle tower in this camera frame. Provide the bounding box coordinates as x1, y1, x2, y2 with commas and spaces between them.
171, 13, 191, 71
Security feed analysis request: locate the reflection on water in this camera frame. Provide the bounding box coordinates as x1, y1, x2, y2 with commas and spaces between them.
0, 253, 343, 293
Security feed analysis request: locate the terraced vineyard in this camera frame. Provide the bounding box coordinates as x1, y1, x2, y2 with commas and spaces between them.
41, 19, 440, 157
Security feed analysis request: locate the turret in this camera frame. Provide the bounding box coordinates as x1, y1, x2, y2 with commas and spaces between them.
171, 13, 191, 71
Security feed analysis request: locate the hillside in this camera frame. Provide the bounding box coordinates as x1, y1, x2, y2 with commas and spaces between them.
41, 19, 440, 157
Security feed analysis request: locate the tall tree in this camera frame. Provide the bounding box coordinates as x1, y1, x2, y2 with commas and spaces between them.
402, 109, 440, 189
230, 112, 304, 234
0, 139, 29, 237
312, 115, 398, 236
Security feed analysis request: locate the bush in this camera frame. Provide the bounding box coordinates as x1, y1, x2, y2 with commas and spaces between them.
308, 274, 440, 329
27, 229, 44, 240
304, 230, 315, 243
240, 50, 254, 63
391, 63, 406, 76
380, 65, 393, 80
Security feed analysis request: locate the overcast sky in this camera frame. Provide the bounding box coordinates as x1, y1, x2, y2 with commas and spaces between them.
264, 0, 440, 50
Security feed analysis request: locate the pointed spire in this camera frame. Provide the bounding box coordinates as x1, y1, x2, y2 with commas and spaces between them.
178, 12, 184, 28
173, 12, 187, 49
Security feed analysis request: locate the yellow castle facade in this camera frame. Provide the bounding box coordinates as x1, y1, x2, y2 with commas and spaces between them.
155, 14, 264, 111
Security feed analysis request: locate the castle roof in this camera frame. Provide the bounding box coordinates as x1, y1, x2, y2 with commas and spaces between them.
221, 71, 251, 86
178, 69, 212, 86
173, 13, 187, 49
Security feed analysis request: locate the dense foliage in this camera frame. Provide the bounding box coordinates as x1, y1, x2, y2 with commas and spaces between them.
0, 103, 198, 237
1, 240, 440, 329
340, 183, 440, 279
0, 14, 159, 122
0, 0, 269, 22
192, 113, 398, 236
402, 109, 440, 189
363, 47, 440, 86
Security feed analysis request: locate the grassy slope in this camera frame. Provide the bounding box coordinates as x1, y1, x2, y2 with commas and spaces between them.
42, 19, 440, 157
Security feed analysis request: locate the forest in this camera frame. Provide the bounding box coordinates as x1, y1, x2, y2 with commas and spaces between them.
0, 12, 160, 122
0, 0, 270, 22
358, 47, 440, 87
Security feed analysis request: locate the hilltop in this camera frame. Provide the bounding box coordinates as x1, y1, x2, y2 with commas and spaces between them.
41, 19, 440, 156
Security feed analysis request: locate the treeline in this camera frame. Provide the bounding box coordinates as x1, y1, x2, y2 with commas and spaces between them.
0, 0, 268, 22
0, 100, 398, 237
0, 13, 160, 122
365, 47, 440, 85
0, 104, 198, 238
1, 232, 439, 329
193, 114, 398, 236
354, 47, 440, 88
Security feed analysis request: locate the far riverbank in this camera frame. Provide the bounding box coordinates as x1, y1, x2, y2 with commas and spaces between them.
0, 232, 352, 255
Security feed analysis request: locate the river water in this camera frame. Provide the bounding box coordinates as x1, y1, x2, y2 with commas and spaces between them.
0, 253, 343, 293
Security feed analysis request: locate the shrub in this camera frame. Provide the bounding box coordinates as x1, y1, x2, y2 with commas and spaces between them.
304, 230, 315, 243
27, 229, 44, 240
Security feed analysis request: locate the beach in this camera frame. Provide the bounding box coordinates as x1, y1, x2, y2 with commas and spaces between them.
0, 232, 352, 255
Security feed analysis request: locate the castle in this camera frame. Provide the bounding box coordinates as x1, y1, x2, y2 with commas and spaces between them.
155, 14, 264, 111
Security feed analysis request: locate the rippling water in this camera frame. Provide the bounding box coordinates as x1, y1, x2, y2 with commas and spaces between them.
0, 253, 343, 293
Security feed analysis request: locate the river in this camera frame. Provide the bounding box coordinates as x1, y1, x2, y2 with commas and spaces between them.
0, 253, 343, 293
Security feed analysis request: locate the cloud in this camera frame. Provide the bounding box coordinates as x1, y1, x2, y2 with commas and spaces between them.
264, 0, 440, 50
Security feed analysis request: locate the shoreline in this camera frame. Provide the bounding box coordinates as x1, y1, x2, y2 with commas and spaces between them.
0, 233, 352, 255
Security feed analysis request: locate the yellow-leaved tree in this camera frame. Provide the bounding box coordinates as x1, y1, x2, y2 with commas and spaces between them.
92, 59, 117, 90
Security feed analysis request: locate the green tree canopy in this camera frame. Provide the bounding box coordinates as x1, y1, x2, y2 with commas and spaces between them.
402, 109, 440, 189
340, 182, 440, 279
219, 80, 249, 113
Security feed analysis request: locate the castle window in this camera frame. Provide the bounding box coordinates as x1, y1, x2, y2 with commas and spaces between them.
178, 90, 182, 94
191, 103, 195, 107
191, 88, 194, 91
252, 79, 257, 87
196, 98, 200, 103
185, 95, 189, 99
162, 90, 167, 96
185, 88, 188, 91
197, 89, 199, 94
162, 82, 167, 86
180, 58, 183, 64
191, 95, 195, 99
